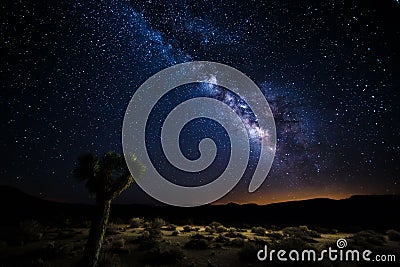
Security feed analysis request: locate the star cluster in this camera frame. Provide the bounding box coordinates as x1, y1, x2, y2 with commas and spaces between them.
1, 0, 399, 204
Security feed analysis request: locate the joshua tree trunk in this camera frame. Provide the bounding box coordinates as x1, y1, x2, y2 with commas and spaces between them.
83, 198, 111, 267
74, 152, 139, 267
82, 173, 134, 267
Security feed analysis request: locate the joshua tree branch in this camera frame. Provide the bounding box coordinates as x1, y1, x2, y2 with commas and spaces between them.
106, 173, 133, 201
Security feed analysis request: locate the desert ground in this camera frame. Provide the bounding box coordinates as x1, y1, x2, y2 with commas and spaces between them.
1, 218, 399, 266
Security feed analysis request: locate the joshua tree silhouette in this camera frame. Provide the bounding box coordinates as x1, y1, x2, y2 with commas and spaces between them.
73, 151, 144, 267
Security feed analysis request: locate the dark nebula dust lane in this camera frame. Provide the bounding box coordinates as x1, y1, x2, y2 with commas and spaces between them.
1, 0, 399, 204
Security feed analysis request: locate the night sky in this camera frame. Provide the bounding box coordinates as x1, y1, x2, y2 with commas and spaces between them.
1, 0, 399, 205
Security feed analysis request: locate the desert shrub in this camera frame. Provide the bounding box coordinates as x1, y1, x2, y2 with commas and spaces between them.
106, 223, 120, 235
224, 230, 245, 238
282, 226, 320, 241
351, 230, 385, 246
214, 234, 229, 243
251, 226, 266, 236
18, 219, 44, 242
140, 230, 150, 239
147, 227, 162, 238
183, 225, 191, 232
164, 224, 177, 231
307, 230, 321, 238
226, 238, 245, 247
184, 239, 209, 249
215, 226, 227, 233
238, 242, 260, 262
269, 225, 281, 231
387, 229, 400, 241
191, 233, 213, 241
205, 226, 215, 234
266, 232, 283, 240
209, 221, 222, 229
143, 219, 163, 238
171, 230, 179, 236
299, 225, 309, 231
129, 217, 144, 228
152, 218, 166, 228
98, 252, 121, 267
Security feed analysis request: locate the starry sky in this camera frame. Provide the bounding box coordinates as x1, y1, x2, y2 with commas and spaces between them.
1, 0, 399, 205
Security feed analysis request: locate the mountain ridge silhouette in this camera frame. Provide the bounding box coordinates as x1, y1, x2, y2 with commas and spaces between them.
1, 185, 399, 230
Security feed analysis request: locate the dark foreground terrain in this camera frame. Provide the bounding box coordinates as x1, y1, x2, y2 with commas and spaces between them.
1, 186, 399, 266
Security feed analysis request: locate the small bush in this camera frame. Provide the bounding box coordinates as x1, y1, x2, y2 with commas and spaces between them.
266, 232, 283, 240
164, 224, 177, 231
147, 227, 162, 238
209, 222, 222, 229
269, 225, 281, 231
129, 217, 144, 228
152, 218, 166, 228
205, 226, 215, 234
224, 230, 245, 238
191, 233, 213, 241
140, 230, 150, 239
282, 226, 320, 241
171, 230, 179, 236
184, 239, 209, 249
215, 226, 227, 233
214, 234, 229, 243
251, 226, 266, 236
183, 225, 191, 232
106, 223, 121, 235
387, 229, 400, 241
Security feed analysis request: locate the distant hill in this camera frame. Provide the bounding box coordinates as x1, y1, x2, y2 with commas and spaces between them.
1, 185, 399, 230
